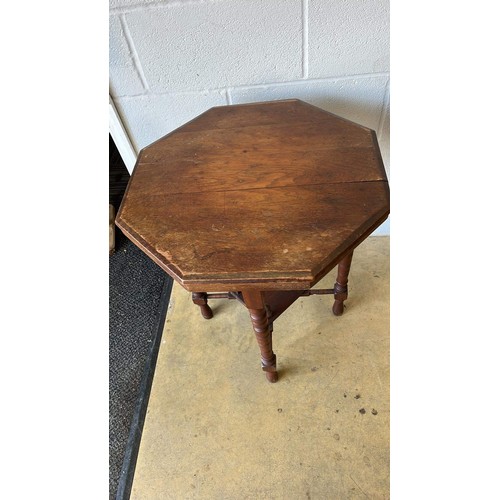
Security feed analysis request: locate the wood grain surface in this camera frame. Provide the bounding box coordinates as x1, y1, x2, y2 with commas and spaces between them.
116, 99, 389, 291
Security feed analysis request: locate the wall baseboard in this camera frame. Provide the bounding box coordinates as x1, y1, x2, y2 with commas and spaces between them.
109, 95, 137, 174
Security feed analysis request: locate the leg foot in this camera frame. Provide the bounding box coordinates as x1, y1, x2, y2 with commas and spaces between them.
242, 291, 278, 382
192, 292, 213, 319
332, 251, 354, 316
332, 284, 348, 316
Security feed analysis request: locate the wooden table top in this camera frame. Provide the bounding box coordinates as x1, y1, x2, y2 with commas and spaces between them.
116, 99, 389, 292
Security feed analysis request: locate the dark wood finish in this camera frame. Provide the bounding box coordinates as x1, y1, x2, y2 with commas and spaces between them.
116, 100, 389, 292
242, 290, 278, 383
203, 286, 338, 321
115, 99, 390, 382
332, 251, 354, 316
262, 290, 304, 324
191, 292, 213, 319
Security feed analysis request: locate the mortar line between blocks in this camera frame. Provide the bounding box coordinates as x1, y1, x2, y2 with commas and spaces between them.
302, 0, 309, 79
120, 14, 150, 93
110, 0, 227, 15
202, 71, 390, 93
225, 89, 233, 105
114, 73, 391, 100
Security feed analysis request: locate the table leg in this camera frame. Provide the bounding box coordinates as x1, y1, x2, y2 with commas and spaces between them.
332, 250, 354, 316
242, 291, 278, 383
192, 292, 214, 319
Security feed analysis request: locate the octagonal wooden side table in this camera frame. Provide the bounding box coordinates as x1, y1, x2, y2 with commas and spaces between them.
116, 99, 389, 383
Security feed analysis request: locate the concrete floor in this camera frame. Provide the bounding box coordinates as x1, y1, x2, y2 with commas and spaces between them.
131, 236, 389, 499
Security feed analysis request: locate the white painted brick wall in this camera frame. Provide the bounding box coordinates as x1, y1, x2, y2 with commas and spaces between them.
109, 0, 390, 233
125, 0, 303, 92
308, 0, 389, 78
109, 16, 145, 96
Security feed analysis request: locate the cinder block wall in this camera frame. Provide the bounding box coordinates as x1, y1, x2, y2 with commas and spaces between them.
109, 0, 390, 233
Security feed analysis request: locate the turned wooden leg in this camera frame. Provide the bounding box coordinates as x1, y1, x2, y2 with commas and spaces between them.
333, 251, 354, 316
242, 291, 278, 383
192, 292, 213, 319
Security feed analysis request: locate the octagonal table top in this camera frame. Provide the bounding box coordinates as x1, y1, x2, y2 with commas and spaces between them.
116, 99, 389, 292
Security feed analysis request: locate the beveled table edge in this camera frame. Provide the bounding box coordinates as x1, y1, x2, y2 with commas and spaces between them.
115, 202, 389, 293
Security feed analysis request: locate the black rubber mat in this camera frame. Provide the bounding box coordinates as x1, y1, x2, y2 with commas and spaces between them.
109, 235, 172, 499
